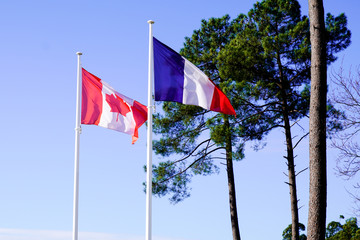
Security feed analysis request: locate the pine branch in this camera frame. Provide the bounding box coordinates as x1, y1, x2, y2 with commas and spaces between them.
172, 139, 212, 164
296, 167, 308, 177
159, 146, 226, 183
293, 132, 309, 150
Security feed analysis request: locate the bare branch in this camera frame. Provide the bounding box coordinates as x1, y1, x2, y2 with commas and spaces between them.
172, 139, 212, 164
296, 167, 309, 177
160, 146, 226, 183
293, 132, 309, 150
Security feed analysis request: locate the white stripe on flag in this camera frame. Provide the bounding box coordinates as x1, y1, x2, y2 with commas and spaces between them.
183, 58, 215, 109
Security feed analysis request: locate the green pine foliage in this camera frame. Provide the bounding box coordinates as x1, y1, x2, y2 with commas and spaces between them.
326, 217, 360, 240
282, 216, 360, 240
283, 223, 307, 240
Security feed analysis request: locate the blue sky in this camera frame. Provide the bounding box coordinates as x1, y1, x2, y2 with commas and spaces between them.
0, 0, 359, 240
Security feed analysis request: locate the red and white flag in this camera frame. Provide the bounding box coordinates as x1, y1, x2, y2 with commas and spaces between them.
81, 68, 147, 144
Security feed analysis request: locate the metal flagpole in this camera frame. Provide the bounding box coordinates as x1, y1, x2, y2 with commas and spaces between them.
146, 20, 154, 240
73, 52, 82, 240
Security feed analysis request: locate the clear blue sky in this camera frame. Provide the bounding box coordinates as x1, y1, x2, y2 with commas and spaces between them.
0, 0, 359, 240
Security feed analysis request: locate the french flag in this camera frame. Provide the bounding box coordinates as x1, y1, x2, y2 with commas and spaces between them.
81, 68, 147, 144
153, 37, 236, 115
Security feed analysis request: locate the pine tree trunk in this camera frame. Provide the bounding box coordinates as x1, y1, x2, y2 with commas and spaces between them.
224, 116, 241, 240
278, 49, 300, 240
284, 116, 300, 240
307, 0, 327, 239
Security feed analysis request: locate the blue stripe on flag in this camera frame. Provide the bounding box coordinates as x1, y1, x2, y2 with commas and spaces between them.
153, 37, 185, 103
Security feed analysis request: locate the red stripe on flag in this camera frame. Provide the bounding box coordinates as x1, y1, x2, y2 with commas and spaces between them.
81, 68, 103, 125
210, 85, 236, 116
131, 100, 148, 144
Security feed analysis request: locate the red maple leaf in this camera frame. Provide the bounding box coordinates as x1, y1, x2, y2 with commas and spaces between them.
105, 94, 131, 120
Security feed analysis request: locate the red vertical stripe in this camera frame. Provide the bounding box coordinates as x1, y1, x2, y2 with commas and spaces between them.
81, 68, 103, 125
210, 86, 236, 116
131, 100, 148, 144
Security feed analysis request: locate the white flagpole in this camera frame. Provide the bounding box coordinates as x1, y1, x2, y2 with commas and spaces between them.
146, 20, 154, 240
73, 52, 82, 240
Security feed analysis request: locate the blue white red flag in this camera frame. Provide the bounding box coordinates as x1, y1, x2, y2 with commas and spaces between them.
153, 37, 236, 115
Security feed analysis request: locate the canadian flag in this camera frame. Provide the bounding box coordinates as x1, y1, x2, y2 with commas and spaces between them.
81, 68, 147, 144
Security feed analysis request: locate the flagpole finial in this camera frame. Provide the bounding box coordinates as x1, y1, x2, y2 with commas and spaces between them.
147, 20, 154, 24
76, 52, 82, 55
